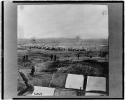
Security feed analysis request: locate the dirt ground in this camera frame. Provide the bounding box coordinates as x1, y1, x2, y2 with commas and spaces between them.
17, 48, 108, 96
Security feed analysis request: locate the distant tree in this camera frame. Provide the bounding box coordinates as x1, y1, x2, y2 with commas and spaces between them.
30, 37, 36, 44
75, 36, 81, 41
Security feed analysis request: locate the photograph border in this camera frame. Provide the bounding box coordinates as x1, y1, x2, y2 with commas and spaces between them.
2, 1, 124, 99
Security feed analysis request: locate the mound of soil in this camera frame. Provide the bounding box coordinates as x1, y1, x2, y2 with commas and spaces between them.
66, 62, 104, 76
43, 60, 107, 77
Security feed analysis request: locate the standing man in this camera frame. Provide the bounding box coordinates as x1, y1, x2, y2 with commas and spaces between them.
23, 55, 25, 62
54, 54, 56, 61
78, 53, 80, 59
26, 55, 28, 61
30, 66, 35, 76
99, 51, 102, 58
50, 54, 53, 61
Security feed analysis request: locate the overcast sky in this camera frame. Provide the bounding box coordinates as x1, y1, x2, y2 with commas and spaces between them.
18, 4, 108, 39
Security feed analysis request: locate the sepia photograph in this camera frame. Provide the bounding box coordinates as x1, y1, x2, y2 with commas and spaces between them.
17, 4, 109, 96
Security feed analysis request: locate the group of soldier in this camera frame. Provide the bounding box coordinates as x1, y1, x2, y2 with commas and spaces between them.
22, 54, 57, 76
50, 54, 57, 61
22, 55, 29, 62
22, 51, 107, 76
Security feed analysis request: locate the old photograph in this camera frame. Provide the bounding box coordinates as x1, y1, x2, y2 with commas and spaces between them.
17, 4, 108, 96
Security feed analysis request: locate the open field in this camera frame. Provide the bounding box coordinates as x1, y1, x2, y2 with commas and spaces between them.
17, 38, 108, 96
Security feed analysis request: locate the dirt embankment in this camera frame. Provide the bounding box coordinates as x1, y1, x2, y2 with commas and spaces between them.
17, 48, 108, 96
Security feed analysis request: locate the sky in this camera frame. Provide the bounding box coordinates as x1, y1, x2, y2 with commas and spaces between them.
18, 4, 108, 39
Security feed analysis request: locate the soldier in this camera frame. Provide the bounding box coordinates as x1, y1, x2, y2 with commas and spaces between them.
30, 66, 35, 76
23, 55, 25, 62
26, 55, 28, 61
78, 54, 80, 59
50, 54, 53, 61
54, 55, 56, 61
